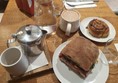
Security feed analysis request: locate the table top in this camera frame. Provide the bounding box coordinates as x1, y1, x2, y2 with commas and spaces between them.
0, 0, 118, 83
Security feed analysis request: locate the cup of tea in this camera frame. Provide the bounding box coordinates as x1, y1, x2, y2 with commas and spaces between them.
0, 46, 29, 76
59, 10, 81, 36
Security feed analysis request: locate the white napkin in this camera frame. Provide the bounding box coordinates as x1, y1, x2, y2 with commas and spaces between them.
26, 51, 49, 72
105, 0, 118, 13
64, 1, 97, 9
114, 43, 118, 52
0, 13, 4, 23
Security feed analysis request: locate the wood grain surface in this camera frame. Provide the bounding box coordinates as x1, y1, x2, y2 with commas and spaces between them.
0, 0, 118, 83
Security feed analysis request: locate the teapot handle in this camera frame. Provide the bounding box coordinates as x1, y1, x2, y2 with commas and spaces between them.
7, 38, 18, 48
7, 31, 23, 48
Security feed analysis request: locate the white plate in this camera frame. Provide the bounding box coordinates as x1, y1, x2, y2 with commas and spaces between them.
53, 41, 109, 83
80, 17, 116, 43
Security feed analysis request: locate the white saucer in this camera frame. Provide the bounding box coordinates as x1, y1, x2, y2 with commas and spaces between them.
80, 17, 116, 43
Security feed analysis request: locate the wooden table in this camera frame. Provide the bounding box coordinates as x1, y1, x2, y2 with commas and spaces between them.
0, 0, 118, 83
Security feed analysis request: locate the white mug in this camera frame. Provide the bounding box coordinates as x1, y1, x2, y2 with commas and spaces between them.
0, 46, 29, 76
59, 10, 81, 36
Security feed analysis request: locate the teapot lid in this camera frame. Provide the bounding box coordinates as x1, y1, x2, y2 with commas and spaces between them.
15, 25, 43, 44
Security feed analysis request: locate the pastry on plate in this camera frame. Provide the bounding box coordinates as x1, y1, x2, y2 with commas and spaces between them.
87, 19, 109, 38
59, 36, 99, 78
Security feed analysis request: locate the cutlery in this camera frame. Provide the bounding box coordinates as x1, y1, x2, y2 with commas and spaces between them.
66, 2, 95, 7
66, 1, 94, 7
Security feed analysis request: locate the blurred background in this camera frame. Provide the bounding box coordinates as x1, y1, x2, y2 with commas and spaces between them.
0, 0, 9, 13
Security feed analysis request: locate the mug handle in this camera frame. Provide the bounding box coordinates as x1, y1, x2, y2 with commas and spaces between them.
65, 23, 71, 36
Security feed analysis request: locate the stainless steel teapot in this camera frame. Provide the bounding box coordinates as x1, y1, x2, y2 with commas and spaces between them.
7, 24, 47, 56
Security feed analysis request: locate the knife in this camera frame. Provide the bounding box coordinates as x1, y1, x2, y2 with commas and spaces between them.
66, 1, 94, 6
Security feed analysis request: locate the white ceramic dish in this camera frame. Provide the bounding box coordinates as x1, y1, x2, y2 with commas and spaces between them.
53, 41, 109, 83
80, 17, 116, 43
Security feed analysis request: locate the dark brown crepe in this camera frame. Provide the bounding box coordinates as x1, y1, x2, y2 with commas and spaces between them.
59, 36, 99, 78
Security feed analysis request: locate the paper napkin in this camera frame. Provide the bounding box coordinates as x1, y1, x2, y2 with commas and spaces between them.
26, 51, 49, 72
114, 43, 118, 52
0, 13, 4, 23
64, 1, 97, 9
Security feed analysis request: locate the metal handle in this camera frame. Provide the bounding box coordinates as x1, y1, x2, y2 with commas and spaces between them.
7, 31, 23, 48
7, 38, 16, 48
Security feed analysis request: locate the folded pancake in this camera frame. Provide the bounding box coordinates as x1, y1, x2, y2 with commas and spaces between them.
59, 36, 99, 78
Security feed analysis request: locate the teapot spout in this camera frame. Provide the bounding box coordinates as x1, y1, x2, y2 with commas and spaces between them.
42, 29, 48, 35
39, 25, 56, 34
